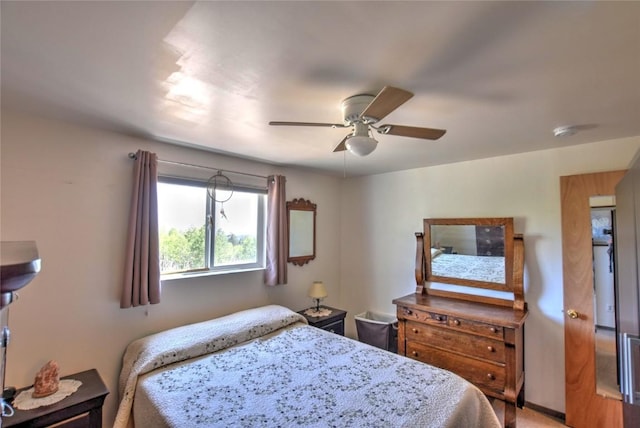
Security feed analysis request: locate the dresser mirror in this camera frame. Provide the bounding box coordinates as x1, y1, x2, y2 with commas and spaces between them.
424, 218, 514, 292
287, 198, 316, 266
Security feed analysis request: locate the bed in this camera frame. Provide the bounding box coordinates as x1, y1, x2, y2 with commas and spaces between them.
114, 305, 500, 428
431, 250, 505, 284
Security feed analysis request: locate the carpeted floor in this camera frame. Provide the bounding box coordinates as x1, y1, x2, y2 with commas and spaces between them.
491, 400, 567, 428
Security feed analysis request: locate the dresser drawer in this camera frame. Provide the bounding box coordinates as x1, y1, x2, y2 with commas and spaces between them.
397, 306, 447, 326
406, 321, 505, 363
407, 342, 506, 394
447, 316, 504, 340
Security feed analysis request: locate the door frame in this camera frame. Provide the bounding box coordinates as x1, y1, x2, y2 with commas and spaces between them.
561, 170, 625, 427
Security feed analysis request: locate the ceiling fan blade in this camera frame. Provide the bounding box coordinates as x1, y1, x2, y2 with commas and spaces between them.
269, 121, 347, 128
333, 135, 350, 152
378, 125, 447, 140
359, 86, 414, 122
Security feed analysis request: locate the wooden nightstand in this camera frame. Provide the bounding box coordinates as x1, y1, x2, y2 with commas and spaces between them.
3, 369, 109, 428
298, 306, 347, 336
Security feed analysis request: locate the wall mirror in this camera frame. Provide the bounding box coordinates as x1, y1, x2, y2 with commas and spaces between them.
424, 218, 514, 292
287, 198, 316, 266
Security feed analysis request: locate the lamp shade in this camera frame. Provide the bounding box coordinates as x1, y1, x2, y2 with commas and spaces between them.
308, 281, 328, 299
346, 135, 378, 156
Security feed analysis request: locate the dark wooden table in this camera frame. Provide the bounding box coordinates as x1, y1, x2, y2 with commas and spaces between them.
2, 369, 109, 428
298, 306, 347, 335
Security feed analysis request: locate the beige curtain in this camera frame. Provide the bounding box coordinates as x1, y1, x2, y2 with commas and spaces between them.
264, 175, 288, 285
121, 150, 161, 308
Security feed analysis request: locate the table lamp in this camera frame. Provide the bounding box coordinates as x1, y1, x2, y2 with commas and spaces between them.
308, 281, 328, 313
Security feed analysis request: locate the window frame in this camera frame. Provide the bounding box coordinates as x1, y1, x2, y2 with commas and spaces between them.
158, 175, 267, 279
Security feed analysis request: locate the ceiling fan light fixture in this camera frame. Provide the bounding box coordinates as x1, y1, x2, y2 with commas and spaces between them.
346, 135, 378, 156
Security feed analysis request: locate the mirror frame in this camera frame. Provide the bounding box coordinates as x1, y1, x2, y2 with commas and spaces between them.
287, 198, 316, 266
424, 217, 514, 292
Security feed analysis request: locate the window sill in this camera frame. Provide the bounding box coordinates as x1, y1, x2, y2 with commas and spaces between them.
161, 267, 264, 282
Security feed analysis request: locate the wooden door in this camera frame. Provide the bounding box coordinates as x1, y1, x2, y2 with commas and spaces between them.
561, 171, 625, 427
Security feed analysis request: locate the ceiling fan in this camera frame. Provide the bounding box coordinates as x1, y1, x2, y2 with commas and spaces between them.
269, 86, 446, 156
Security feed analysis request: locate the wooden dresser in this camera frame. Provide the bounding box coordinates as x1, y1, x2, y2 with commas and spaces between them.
394, 218, 528, 428
393, 293, 526, 424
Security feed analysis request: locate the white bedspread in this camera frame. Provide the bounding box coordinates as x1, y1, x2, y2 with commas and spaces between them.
118, 305, 500, 428
114, 304, 307, 428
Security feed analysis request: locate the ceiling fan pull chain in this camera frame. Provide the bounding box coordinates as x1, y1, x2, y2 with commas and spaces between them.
343, 150, 347, 179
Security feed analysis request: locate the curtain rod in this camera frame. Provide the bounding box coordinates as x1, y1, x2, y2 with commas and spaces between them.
128, 152, 270, 180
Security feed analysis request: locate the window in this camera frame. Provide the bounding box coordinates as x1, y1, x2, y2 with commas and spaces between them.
157, 176, 266, 277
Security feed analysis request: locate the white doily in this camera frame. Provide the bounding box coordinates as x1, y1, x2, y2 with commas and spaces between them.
13, 379, 82, 410
304, 307, 332, 317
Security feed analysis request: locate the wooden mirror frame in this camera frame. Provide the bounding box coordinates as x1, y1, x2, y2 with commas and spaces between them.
417, 217, 525, 310
287, 198, 316, 266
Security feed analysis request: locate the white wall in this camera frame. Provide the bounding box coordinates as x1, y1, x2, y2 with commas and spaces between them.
0, 110, 342, 424
4, 108, 640, 421
339, 136, 640, 414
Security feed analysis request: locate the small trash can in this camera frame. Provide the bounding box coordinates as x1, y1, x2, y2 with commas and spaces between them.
355, 311, 398, 353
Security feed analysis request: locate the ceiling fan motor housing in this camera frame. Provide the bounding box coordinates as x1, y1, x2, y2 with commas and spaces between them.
341, 94, 376, 126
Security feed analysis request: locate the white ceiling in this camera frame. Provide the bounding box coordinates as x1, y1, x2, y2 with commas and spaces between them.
2, 1, 639, 176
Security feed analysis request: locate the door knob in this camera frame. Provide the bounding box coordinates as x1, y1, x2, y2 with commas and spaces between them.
566, 309, 579, 319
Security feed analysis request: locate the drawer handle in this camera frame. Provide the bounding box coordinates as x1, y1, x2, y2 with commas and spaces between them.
490, 327, 498, 333
452, 319, 460, 326
434, 315, 443, 321
403, 308, 413, 315
412, 328, 419, 334
412, 351, 419, 357
487, 373, 495, 380
487, 346, 495, 352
